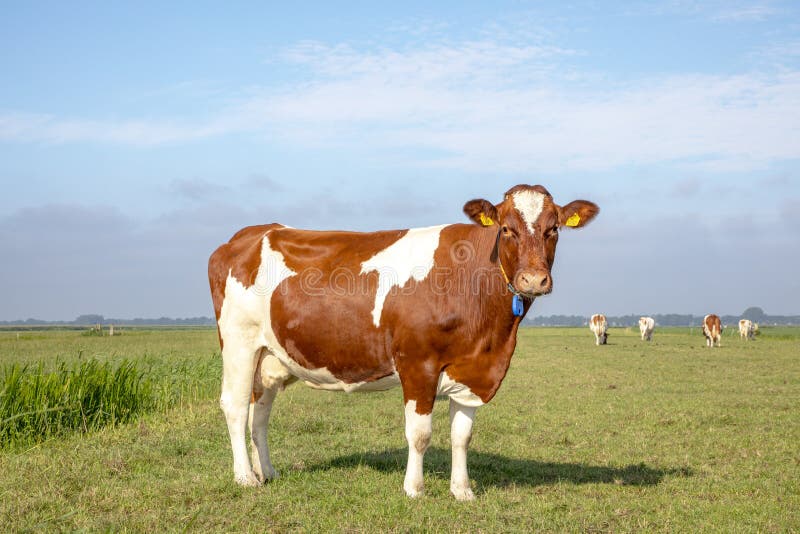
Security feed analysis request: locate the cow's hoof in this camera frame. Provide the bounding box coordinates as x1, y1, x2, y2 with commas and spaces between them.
263, 467, 279, 481
234, 471, 262, 487
404, 486, 424, 498
253, 466, 278, 483
451, 486, 475, 501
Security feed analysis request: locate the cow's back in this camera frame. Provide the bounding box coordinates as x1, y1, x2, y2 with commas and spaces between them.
590, 314, 606, 331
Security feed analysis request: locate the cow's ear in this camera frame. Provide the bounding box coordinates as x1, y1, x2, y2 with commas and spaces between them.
463, 199, 499, 227
558, 200, 599, 229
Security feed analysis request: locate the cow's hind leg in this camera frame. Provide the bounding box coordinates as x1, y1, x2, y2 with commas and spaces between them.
249, 351, 295, 483
449, 400, 477, 501
220, 341, 261, 486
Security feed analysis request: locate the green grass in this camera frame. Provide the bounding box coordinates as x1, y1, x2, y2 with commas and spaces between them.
0, 330, 222, 452
0, 326, 799, 532
1, 359, 155, 449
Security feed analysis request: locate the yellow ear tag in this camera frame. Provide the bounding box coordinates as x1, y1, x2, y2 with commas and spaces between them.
479, 213, 495, 226
565, 213, 581, 227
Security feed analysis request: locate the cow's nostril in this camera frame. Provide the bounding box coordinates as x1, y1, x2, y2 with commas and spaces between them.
540, 275, 549, 288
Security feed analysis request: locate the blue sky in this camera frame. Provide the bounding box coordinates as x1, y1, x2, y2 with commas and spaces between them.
1, 1, 799, 320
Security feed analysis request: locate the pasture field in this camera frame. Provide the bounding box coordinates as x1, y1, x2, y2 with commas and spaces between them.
1, 326, 799, 532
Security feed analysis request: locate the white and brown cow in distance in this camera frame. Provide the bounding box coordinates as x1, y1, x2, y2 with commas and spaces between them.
739, 319, 757, 340
208, 184, 598, 500
590, 314, 608, 345
639, 316, 655, 341
703, 314, 722, 347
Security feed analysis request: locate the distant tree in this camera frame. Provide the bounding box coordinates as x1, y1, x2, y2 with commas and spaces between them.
741, 307, 765, 321
73, 314, 105, 325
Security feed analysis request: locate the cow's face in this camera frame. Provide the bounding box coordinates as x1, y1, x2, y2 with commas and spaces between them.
463, 185, 598, 298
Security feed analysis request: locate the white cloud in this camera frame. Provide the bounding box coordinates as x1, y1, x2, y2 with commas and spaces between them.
633, 0, 782, 22
712, 3, 779, 22
2, 32, 799, 174
255, 54, 800, 173
0, 112, 208, 145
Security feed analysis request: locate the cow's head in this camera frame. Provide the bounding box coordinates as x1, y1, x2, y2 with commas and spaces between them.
463, 185, 598, 298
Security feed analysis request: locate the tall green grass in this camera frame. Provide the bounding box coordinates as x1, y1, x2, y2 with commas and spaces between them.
0, 359, 157, 450
0, 352, 220, 451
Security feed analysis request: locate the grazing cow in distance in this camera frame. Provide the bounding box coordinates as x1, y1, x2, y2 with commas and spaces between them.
639, 316, 655, 341
739, 319, 757, 340
590, 314, 608, 345
703, 314, 722, 348
208, 184, 599, 500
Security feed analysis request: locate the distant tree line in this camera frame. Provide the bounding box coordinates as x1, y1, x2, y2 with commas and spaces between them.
0, 315, 216, 326
524, 307, 800, 327
1, 307, 797, 327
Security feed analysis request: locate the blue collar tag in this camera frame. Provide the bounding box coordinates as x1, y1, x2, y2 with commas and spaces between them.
512, 294, 524, 316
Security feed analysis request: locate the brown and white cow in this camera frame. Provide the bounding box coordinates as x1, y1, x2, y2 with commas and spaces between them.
590, 314, 608, 345
739, 319, 757, 340
639, 316, 655, 341
702, 314, 722, 347
208, 184, 598, 500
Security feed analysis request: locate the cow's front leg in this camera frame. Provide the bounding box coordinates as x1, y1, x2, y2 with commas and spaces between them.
449, 400, 477, 501
403, 399, 433, 498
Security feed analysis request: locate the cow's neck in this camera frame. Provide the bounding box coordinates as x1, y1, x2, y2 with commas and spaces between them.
443, 223, 526, 401
460, 224, 527, 338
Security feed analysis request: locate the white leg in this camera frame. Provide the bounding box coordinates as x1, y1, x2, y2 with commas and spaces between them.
449, 400, 476, 501
220, 343, 260, 486
403, 400, 432, 498
249, 353, 293, 482
249, 387, 278, 482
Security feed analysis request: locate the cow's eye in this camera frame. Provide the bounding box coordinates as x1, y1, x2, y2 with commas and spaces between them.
545, 226, 558, 239
501, 225, 515, 238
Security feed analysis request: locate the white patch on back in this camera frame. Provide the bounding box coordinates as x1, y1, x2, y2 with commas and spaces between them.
361, 225, 446, 327
512, 190, 545, 232
253, 242, 297, 298
218, 234, 297, 357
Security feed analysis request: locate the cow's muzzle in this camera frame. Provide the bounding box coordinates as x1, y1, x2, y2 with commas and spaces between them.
515, 270, 552, 296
